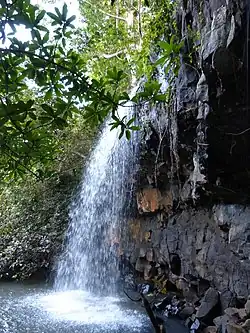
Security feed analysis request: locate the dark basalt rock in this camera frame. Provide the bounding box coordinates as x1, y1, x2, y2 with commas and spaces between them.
129, 0, 250, 326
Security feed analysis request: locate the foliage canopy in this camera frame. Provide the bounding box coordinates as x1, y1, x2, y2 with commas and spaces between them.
0, 0, 179, 181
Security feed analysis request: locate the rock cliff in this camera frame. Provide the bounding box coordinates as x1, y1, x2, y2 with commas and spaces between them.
128, 0, 250, 328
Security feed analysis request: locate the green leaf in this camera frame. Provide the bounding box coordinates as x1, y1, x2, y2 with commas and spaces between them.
55, 7, 62, 20
119, 92, 130, 101
39, 115, 53, 123
37, 72, 47, 85
131, 95, 139, 103
25, 120, 33, 128
125, 130, 131, 140
54, 117, 67, 129
58, 46, 65, 55
139, 91, 151, 98
45, 88, 53, 100
29, 112, 37, 120
30, 57, 45, 67
158, 41, 171, 52
34, 10, 46, 25
36, 25, 49, 32
31, 29, 42, 43
126, 117, 135, 127
129, 126, 140, 131
0, 118, 8, 126
154, 94, 166, 102
27, 68, 36, 79
118, 127, 124, 139
117, 70, 124, 81
41, 104, 54, 116
111, 114, 120, 122
169, 35, 176, 46
66, 15, 76, 25
26, 100, 34, 109
62, 3, 68, 21
110, 122, 120, 130
164, 61, 173, 74
11, 113, 27, 122
28, 43, 39, 51
155, 56, 168, 66
43, 32, 49, 43
28, 5, 36, 24
47, 12, 61, 24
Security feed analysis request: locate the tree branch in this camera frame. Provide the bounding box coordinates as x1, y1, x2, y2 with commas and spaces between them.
84, 0, 126, 21
102, 50, 125, 58
2, 144, 41, 180
0, 48, 79, 76
226, 127, 250, 136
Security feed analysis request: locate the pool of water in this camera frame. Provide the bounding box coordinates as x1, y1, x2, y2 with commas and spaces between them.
0, 283, 151, 333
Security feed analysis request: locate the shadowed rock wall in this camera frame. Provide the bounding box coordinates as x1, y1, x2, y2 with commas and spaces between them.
127, 0, 250, 324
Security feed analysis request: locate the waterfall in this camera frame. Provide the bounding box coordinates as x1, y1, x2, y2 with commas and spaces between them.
54, 102, 140, 295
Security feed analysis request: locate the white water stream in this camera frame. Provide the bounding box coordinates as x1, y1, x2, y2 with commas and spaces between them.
54, 103, 140, 293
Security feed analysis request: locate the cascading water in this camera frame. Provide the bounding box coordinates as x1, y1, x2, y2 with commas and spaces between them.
54, 102, 140, 295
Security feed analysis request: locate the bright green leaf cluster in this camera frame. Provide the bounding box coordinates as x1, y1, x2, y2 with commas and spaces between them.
0, 0, 182, 180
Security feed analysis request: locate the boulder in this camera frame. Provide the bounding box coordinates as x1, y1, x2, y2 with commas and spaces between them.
214, 312, 244, 333
176, 278, 189, 292
238, 308, 247, 320
214, 315, 228, 328
143, 263, 152, 280
146, 248, 154, 262
179, 305, 195, 319
220, 290, 236, 311
225, 307, 246, 320
135, 258, 147, 273
225, 308, 239, 317
139, 247, 147, 258
196, 73, 209, 103
203, 327, 217, 333
196, 288, 219, 318
183, 288, 200, 304
245, 300, 250, 316
242, 319, 250, 330
226, 323, 243, 333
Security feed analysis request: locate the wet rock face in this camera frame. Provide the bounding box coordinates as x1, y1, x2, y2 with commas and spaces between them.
138, 0, 250, 203
127, 0, 250, 328
213, 304, 250, 333
130, 0, 250, 307
196, 288, 219, 319
128, 205, 250, 313
136, 188, 173, 214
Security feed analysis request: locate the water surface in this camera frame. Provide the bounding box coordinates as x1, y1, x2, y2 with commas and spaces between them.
0, 283, 150, 333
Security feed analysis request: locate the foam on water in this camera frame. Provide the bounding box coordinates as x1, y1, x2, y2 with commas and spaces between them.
31, 290, 144, 328
0, 284, 148, 333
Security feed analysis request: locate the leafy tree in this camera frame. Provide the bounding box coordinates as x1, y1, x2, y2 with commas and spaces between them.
77, 0, 177, 81
0, 0, 178, 180
0, 118, 97, 280
0, 0, 138, 180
